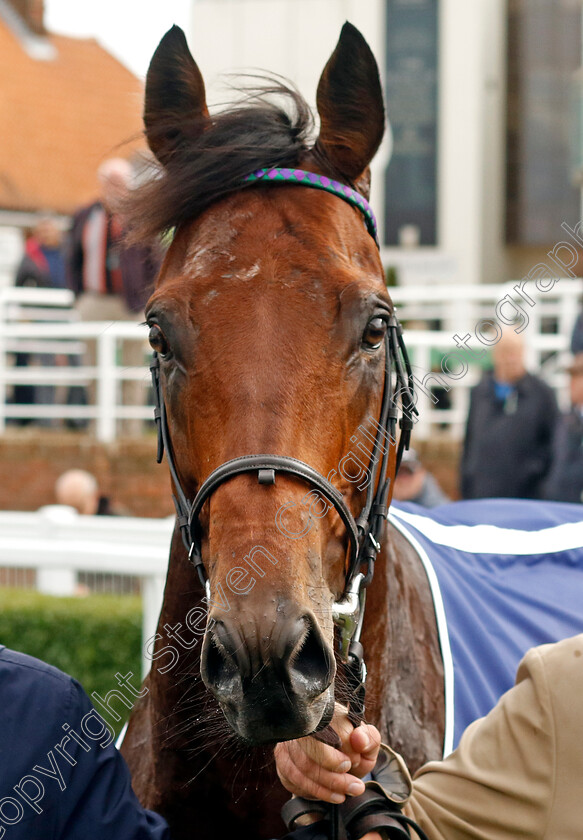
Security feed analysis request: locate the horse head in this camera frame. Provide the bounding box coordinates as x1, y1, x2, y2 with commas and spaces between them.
139, 24, 404, 745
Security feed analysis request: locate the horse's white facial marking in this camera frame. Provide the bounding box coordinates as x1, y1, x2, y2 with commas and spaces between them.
238, 261, 261, 282
185, 245, 212, 279
186, 217, 239, 274
207, 218, 239, 255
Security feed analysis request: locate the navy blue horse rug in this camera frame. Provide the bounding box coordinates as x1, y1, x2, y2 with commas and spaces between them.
389, 499, 583, 755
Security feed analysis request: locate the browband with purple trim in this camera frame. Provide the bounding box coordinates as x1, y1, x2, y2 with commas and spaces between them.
244, 168, 380, 248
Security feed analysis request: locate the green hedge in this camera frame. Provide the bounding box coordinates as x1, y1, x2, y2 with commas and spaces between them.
0, 589, 143, 738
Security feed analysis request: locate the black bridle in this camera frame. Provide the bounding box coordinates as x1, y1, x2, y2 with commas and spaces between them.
150, 319, 415, 644
149, 170, 417, 726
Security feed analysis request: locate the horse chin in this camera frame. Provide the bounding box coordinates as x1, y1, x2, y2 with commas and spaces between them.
220, 688, 336, 746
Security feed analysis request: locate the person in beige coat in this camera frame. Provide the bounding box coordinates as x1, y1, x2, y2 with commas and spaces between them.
276, 633, 583, 839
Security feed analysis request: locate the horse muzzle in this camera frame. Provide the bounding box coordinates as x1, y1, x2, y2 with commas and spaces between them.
200, 608, 336, 744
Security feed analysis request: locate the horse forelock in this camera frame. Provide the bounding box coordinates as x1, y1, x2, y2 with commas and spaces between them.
126, 79, 314, 245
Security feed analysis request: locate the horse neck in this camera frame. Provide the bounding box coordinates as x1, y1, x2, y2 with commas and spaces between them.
142, 527, 208, 737
360, 520, 445, 772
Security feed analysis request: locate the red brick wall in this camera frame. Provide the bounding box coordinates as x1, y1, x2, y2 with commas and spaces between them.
0, 432, 460, 517
0, 432, 174, 518
416, 439, 461, 501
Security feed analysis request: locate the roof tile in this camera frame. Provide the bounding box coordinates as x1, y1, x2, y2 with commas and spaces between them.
0, 19, 145, 214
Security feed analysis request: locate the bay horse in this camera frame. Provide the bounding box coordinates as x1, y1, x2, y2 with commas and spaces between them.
121, 22, 445, 840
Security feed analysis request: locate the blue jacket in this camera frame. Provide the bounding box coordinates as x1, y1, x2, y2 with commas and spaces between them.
460, 371, 559, 499
544, 409, 583, 504
571, 312, 583, 354
0, 646, 170, 840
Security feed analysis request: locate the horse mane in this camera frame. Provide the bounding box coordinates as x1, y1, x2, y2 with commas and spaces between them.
126, 79, 314, 243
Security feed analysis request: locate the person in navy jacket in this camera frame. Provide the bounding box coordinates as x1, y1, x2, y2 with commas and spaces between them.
460, 330, 558, 500
0, 646, 169, 839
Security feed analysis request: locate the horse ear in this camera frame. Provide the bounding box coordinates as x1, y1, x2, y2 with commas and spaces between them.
144, 26, 210, 167
315, 22, 385, 196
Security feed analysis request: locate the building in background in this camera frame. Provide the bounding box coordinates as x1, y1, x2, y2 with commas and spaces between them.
3, 0, 579, 291
0, 0, 144, 285
189, 0, 583, 287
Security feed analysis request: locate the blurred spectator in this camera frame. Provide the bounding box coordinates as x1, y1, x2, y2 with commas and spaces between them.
67, 158, 158, 319
66, 158, 160, 434
544, 353, 583, 503
393, 448, 449, 507
460, 330, 559, 500
570, 311, 583, 355
12, 217, 67, 423
55, 469, 126, 516
15, 216, 67, 290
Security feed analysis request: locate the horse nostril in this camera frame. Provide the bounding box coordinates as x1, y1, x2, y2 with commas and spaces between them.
201, 629, 239, 694
290, 620, 335, 698
201, 615, 334, 710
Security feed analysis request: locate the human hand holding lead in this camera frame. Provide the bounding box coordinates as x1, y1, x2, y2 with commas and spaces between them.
274, 705, 381, 804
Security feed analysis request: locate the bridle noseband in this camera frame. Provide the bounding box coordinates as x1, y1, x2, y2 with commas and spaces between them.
149, 168, 416, 720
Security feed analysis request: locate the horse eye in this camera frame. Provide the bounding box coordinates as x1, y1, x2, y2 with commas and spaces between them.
148, 324, 170, 357
362, 317, 387, 350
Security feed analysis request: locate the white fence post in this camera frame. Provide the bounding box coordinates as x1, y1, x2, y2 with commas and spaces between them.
35, 506, 77, 595
141, 574, 166, 678
36, 568, 77, 596
96, 331, 118, 443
